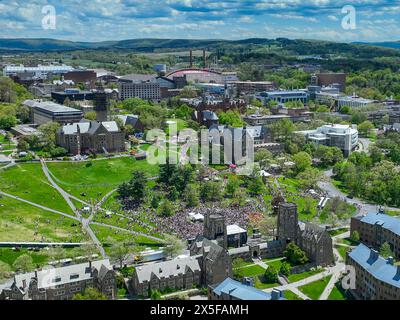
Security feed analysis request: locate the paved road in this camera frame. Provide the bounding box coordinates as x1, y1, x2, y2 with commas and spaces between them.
318, 169, 400, 215
0, 191, 80, 221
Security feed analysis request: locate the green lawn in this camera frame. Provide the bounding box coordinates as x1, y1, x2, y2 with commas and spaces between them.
46, 157, 159, 201
91, 224, 164, 253
283, 290, 304, 300
328, 282, 348, 300
0, 248, 48, 269
287, 268, 325, 283
335, 246, 351, 260
298, 275, 332, 300
0, 197, 87, 243
235, 264, 266, 277
0, 163, 72, 214
328, 228, 349, 237
254, 277, 280, 290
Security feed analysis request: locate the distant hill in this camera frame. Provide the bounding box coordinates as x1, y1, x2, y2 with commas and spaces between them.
1, 38, 400, 59
353, 41, 400, 50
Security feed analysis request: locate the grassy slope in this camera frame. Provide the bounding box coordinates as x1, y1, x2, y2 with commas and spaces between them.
0, 197, 86, 243
0, 163, 72, 214
46, 157, 159, 201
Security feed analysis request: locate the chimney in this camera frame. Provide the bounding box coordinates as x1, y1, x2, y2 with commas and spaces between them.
203, 50, 206, 68
387, 256, 394, 265
34, 270, 38, 278
271, 289, 283, 300
89, 260, 92, 270
369, 249, 379, 262
189, 50, 193, 68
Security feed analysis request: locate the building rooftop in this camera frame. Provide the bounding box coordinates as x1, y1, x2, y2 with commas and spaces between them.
348, 244, 400, 289
24, 100, 83, 114
358, 212, 400, 237
212, 278, 285, 300
8, 259, 112, 291
135, 256, 201, 283
227, 225, 247, 235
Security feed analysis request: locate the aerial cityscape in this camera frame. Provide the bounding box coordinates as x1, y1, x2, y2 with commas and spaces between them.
1, 0, 400, 308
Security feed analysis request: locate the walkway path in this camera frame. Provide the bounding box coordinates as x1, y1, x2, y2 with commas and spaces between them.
0, 191, 80, 221
41, 159, 106, 258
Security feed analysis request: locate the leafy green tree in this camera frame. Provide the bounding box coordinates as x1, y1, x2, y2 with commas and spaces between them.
225, 175, 241, 198
284, 243, 309, 266
218, 110, 244, 128
0, 115, 17, 130
150, 289, 163, 300
158, 199, 175, 217
232, 258, 246, 280
264, 265, 279, 283
200, 181, 223, 202
85, 111, 97, 121
380, 242, 394, 259
358, 120, 374, 136
280, 261, 292, 277
13, 254, 34, 272
117, 170, 148, 205
184, 184, 199, 207
73, 288, 108, 300
292, 151, 312, 175
350, 231, 360, 243
163, 235, 185, 258
108, 239, 139, 269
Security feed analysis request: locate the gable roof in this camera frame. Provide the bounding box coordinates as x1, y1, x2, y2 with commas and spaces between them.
135, 257, 201, 283
6, 260, 112, 291
299, 222, 328, 243
60, 120, 120, 135
349, 244, 400, 289
358, 212, 400, 237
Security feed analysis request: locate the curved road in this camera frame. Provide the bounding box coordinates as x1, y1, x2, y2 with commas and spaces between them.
318, 169, 400, 215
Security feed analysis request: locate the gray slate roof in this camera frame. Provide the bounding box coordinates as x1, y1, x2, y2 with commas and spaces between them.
349, 244, 400, 288
135, 257, 200, 283
358, 212, 400, 237
2, 259, 112, 292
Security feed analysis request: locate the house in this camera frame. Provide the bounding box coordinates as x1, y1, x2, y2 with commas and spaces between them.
56, 120, 125, 155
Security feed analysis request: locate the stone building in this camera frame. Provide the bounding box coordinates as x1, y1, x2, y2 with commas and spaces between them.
350, 211, 400, 259
56, 120, 125, 155
0, 260, 116, 300
347, 244, 400, 300
132, 257, 201, 298
277, 203, 334, 267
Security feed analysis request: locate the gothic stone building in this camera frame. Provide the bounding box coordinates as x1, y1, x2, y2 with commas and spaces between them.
132, 257, 201, 298
0, 260, 116, 300
56, 120, 125, 155
277, 203, 334, 266
132, 211, 234, 298
350, 212, 400, 260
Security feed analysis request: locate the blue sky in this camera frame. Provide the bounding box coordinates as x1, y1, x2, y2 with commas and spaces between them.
1, 0, 400, 42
